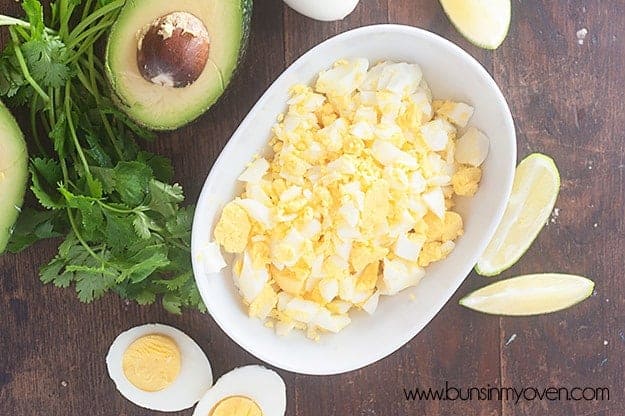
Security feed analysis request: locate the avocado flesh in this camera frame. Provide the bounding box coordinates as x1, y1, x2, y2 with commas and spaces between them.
106, 0, 252, 130
0, 101, 28, 253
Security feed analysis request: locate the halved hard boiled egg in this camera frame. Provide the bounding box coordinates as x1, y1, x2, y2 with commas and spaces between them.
106, 323, 213, 412
193, 365, 286, 416
283, 0, 360, 21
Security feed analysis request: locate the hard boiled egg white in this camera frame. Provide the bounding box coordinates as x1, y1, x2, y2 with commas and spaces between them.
192, 365, 286, 416
106, 324, 213, 412
283, 0, 360, 21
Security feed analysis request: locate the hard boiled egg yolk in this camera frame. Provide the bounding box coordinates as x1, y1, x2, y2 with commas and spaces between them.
122, 334, 181, 392
209, 396, 263, 416
214, 202, 252, 253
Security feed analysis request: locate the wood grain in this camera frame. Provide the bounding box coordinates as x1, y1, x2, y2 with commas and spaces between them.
1, 1, 623, 415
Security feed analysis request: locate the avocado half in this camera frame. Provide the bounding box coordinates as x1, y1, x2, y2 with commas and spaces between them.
0, 101, 28, 253
106, 0, 252, 131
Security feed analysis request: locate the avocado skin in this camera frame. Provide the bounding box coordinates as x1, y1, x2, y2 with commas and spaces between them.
240, 0, 253, 57
0, 101, 28, 254
105, 0, 253, 131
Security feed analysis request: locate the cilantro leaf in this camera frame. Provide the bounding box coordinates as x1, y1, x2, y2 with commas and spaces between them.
40, 256, 65, 285
0, 50, 27, 99
104, 211, 138, 249
90, 166, 115, 194
166, 206, 195, 243
21, 37, 70, 88
49, 113, 69, 158
84, 132, 114, 168
21, 0, 45, 39
148, 180, 184, 217
135, 290, 156, 305
113, 161, 152, 206
137, 151, 174, 182
132, 213, 152, 240
58, 186, 105, 240
30, 159, 65, 209
7, 208, 66, 252
121, 243, 170, 283
162, 294, 182, 315
31, 157, 62, 186
74, 267, 117, 302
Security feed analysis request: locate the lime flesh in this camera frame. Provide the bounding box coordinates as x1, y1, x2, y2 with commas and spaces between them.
476, 153, 560, 276
460, 273, 594, 316
440, 0, 511, 50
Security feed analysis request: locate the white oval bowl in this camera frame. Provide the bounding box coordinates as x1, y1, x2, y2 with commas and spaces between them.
191, 24, 516, 375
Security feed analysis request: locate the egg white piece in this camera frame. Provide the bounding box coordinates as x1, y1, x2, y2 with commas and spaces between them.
238, 158, 270, 183
455, 127, 490, 167
284, 0, 360, 21
200, 241, 227, 274
106, 324, 213, 412
237, 251, 270, 303
192, 365, 286, 416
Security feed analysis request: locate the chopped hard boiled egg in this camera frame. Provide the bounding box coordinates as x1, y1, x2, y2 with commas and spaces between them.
198, 241, 227, 274
455, 127, 490, 167
436, 100, 475, 128
211, 59, 489, 340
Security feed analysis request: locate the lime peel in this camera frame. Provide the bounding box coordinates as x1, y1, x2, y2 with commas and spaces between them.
439, 0, 511, 50
476, 153, 560, 276
460, 273, 595, 316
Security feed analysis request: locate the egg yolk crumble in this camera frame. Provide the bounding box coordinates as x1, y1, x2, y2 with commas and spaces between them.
212, 59, 487, 340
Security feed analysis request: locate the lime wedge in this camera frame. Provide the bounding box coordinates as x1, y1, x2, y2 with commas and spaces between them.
476, 153, 560, 276
439, 0, 511, 50
460, 273, 594, 316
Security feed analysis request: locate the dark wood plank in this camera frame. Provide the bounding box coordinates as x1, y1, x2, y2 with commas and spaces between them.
283, 0, 389, 65
493, 1, 625, 415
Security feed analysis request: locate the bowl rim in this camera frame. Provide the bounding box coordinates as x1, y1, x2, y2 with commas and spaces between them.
191, 23, 517, 375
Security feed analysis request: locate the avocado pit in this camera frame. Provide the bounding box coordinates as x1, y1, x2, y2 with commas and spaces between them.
137, 12, 210, 88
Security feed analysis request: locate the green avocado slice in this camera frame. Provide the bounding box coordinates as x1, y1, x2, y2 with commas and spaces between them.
106, 0, 252, 131
0, 101, 28, 253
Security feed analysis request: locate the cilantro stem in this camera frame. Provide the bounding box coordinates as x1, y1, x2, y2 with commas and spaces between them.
0, 15, 56, 34
50, 3, 59, 28
39, 110, 51, 139
47, 86, 73, 184
67, 0, 124, 44
80, 50, 125, 161
66, 208, 106, 264
168, 239, 191, 252
74, 64, 96, 97
30, 95, 48, 156
96, 201, 135, 215
8, 27, 49, 103
58, 0, 69, 39
54, 84, 62, 112
13, 25, 30, 41
81, 0, 94, 22
64, 82, 92, 180
66, 26, 112, 64
65, 16, 116, 51
48, 86, 57, 127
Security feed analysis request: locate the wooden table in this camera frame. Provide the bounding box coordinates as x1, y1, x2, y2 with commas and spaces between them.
1, 1, 623, 415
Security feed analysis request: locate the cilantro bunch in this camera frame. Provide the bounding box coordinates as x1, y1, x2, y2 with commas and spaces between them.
0, 0, 205, 313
